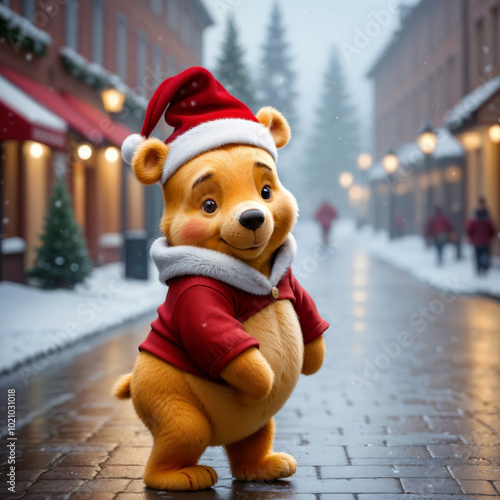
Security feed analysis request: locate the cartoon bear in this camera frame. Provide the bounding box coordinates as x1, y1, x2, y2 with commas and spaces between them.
114, 67, 328, 491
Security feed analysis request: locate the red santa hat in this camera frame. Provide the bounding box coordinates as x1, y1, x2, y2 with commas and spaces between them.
121, 67, 278, 185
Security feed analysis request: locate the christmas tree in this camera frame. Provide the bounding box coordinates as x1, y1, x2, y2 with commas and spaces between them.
29, 176, 92, 289
307, 49, 360, 209
215, 15, 257, 111
258, 2, 297, 131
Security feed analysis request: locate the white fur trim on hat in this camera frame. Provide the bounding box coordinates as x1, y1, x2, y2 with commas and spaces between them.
160, 118, 278, 185
122, 133, 144, 165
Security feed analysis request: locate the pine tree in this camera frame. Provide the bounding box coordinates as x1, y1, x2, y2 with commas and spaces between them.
307, 49, 360, 208
29, 176, 92, 289
215, 15, 257, 111
258, 2, 297, 131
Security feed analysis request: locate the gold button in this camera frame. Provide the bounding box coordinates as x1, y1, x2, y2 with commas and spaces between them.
271, 287, 279, 299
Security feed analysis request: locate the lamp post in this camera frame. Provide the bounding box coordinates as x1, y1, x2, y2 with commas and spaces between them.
417, 120, 438, 214
357, 153, 373, 226
382, 149, 399, 240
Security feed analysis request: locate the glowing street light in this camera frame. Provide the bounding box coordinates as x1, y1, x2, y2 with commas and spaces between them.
417, 120, 438, 156
349, 184, 363, 202
339, 171, 354, 189
382, 149, 399, 174
357, 153, 373, 171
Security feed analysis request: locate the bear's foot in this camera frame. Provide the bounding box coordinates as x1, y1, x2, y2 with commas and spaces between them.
233, 452, 297, 481
144, 465, 217, 491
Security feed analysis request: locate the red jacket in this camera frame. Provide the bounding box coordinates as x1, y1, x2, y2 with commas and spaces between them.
315, 203, 338, 229
466, 210, 496, 246
426, 214, 453, 239
140, 268, 329, 382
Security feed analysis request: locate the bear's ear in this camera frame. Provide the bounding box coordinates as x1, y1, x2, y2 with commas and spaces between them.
256, 106, 291, 149
131, 138, 168, 185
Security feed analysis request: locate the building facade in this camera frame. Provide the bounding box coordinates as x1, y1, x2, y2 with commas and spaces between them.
0, 0, 212, 282
368, 0, 500, 255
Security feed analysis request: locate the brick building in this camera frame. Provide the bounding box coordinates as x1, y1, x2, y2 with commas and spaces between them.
0, 0, 213, 282
367, 0, 500, 255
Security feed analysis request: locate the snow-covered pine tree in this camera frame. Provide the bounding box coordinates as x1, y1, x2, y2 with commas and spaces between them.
307, 49, 360, 210
258, 2, 297, 132
215, 15, 257, 111
29, 176, 92, 289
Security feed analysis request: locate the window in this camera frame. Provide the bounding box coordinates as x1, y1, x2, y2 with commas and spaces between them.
65, 0, 79, 51
116, 13, 128, 83
21, 0, 34, 21
136, 30, 148, 96
166, 0, 179, 31
92, 0, 104, 64
153, 45, 163, 86
475, 18, 485, 76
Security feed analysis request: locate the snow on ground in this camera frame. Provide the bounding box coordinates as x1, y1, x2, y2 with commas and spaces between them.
0, 262, 165, 373
336, 218, 500, 298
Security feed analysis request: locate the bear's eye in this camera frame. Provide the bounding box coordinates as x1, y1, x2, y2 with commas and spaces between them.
261, 186, 272, 200
202, 199, 217, 213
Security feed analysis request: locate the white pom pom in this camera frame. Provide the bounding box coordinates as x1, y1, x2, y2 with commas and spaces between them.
121, 134, 144, 164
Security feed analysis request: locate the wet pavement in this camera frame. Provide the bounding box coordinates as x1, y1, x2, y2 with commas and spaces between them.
1, 225, 500, 499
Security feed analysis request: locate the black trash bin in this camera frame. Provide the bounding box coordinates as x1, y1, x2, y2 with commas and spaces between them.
124, 230, 149, 280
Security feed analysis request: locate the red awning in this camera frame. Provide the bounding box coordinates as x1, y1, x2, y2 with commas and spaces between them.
60, 92, 135, 147
0, 74, 67, 149
0, 64, 102, 144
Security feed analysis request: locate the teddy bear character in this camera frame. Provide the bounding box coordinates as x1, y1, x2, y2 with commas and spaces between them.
113, 67, 328, 491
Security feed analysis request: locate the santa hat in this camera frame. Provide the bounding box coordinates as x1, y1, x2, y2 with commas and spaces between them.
122, 67, 278, 185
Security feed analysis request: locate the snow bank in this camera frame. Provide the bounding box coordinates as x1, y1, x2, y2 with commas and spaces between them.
347, 221, 500, 298
0, 261, 166, 373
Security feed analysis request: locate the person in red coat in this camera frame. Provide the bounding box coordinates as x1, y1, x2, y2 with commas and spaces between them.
425, 206, 453, 266
314, 201, 338, 245
466, 198, 497, 275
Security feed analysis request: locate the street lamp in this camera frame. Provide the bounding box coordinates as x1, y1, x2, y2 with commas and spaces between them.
382, 149, 399, 175
101, 86, 126, 114
417, 120, 437, 212
383, 149, 399, 239
357, 153, 373, 171
339, 171, 354, 189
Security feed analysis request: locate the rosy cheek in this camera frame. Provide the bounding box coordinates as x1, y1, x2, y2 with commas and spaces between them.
181, 219, 212, 244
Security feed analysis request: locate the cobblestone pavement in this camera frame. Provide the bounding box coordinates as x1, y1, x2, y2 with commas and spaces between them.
1, 230, 500, 500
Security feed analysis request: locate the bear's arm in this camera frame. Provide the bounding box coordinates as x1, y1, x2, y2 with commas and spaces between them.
220, 347, 274, 401
301, 336, 326, 375
288, 272, 328, 375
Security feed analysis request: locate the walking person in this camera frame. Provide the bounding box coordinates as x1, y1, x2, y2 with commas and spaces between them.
425, 206, 453, 266
465, 198, 496, 275
314, 201, 338, 246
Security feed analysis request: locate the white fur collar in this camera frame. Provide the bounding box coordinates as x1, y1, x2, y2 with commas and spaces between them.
150, 234, 297, 296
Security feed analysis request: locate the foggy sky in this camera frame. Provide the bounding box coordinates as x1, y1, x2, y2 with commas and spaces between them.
203, 0, 420, 154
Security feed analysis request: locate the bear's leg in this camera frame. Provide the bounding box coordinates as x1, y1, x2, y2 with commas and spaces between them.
142, 397, 217, 491
224, 418, 297, 481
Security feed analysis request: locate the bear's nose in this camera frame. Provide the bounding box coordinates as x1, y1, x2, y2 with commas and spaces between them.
239, 209, 265, 231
